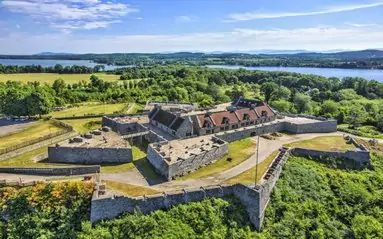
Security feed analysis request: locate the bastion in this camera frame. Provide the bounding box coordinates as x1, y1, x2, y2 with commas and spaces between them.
48, 128, 132, 164
147, 135, 228, 180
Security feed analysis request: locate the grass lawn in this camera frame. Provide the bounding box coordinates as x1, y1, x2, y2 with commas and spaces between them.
104, 180, 159, 197
49, 102, 131, 118
285, 136, 355, 151
101, 146, 147, 173
0, 146, 75, 168
226, 150, 279, 185
338, 124, 383, 139
0, 120, 63, 150
178, 137, 256, 180
0, 73, 120, 85
61, 117, 101, 133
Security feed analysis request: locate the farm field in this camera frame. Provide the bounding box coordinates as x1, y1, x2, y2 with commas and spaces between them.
0, 120, 63, 150
0, 73, 120, 84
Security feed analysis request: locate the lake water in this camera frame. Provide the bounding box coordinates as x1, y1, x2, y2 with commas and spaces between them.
208, 65, 383, 83
0, 59, 126, 71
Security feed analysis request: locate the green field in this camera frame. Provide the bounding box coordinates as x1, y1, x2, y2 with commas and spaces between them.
226, 150, 279, 185
178, 138, 256, 180
0, 73, 120, 85
49, 102, 134, 118
285, 136, 356, 151
0, 120, 64, 150
54, 102, 141, 133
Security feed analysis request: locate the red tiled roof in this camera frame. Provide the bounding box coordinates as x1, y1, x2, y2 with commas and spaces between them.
254, 102, 275, 118
234, 108, 259, 121
197, 114, 214, 128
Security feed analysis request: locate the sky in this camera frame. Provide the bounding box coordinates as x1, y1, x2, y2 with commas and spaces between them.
0, 0, 383, 54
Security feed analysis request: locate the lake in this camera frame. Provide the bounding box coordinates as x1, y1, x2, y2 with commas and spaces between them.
0, 59, 127, 71
207, 65, 383, 83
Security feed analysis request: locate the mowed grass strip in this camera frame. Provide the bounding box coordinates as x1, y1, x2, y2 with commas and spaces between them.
178, 137, 256, 180
0, 73, 120, 85
226, 150, 279, 185
49, 102, 129, 118
0, 146, 75, 168
285, 136, 356, 151
61, 117, 101, 134
105, 180, 159, 197
0, 120, 63, 150
101, 146, 147, 173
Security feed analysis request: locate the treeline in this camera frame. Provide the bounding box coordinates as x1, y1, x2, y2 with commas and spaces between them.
2, 50, 383, 68
0, 64, 105, 74
1, 65, 382, 132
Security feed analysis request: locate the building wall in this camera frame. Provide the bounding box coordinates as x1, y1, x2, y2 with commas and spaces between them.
174, 117, 193, 138
102, 116, 147, 135
48, 147, 132, 164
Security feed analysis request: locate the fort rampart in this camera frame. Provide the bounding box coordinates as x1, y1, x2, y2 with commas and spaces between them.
48, 147, 132, 164
0, 165, 100, 176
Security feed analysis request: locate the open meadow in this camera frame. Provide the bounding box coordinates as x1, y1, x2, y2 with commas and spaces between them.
0, 73, 120, 85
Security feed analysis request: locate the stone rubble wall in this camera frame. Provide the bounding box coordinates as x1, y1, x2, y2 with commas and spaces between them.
48, 147, 132, 164
0, 165, 100, 176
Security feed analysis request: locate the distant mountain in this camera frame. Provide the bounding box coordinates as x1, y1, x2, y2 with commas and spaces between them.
36, 52, 74, 56
292, 49, 383, 59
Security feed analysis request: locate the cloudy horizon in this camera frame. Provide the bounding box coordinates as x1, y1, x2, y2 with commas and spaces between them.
0, 0, 382, 54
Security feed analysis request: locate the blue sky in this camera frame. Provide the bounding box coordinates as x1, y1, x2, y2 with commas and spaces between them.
0, 0, 383, 54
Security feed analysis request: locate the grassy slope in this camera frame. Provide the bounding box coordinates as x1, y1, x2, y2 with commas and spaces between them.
104, 180, 159, 197
258, 153, 383, 238
226, 150, 279, 185
0, 120, 63, 150
285, 136, 355, 151
338, 124, 383, 139
49, 102, 128, 118
0, 73, 119, 85
178, 138, 256, 180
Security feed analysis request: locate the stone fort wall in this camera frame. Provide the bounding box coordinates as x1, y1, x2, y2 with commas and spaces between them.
48, 147, 132, 164
147, 137, 228, 180
0, 165, 100, 176
216, 119, 337, 143
91, 184, 264, 230
291, 147, 371, 169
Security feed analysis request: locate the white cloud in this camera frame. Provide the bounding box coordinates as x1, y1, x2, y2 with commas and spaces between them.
1, 0, 138, 31
175, 15, 197, 23
225, 1, 383, 21
1, 26, 383, 54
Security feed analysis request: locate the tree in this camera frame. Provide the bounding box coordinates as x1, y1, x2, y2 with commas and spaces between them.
320, 100, 339, 118
293, 93, 312, 114
260, 81, 278, 102
271, 86, 291, 101
52, 78, 66, 95
345, 105, 368, 128
270, 99, 292, 113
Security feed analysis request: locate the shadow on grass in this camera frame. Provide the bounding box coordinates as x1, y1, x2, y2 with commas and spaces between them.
133, 157, 166, 185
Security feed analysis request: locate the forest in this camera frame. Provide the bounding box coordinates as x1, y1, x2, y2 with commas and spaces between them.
1, 65, 382, 135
